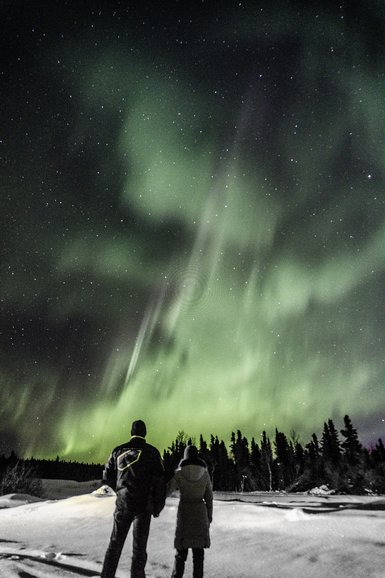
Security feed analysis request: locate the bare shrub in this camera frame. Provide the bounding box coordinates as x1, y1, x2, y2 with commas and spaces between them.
0, 460, 43, 497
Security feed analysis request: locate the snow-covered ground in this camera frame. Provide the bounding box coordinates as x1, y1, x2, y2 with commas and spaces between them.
1, 480, 385, 577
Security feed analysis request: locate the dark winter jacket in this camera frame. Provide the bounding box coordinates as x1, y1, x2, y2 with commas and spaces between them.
168, 457, 213, 549
103, 435, 166, 516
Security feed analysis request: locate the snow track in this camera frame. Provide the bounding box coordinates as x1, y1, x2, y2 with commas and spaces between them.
0, 547, 101, 577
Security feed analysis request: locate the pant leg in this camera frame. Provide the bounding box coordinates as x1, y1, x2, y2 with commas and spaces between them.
101, 507, 135, 578
131, 511, 152, 578
171, 548, 188, 578
192, 548, 204, 578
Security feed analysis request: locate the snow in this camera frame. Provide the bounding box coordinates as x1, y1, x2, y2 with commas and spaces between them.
0, 481, 385, 577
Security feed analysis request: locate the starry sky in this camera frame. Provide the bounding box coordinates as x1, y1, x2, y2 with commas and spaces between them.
1, 0, 385, 462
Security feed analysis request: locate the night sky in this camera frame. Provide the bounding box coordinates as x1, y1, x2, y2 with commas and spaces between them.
1, 0, 385, 462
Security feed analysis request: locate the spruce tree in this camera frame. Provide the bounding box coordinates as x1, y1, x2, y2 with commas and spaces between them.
220, 439, 235, 490
210, 435, 233, 491
249, 437, 262, 490
198, 434, 214, 477
298, 433, 322, 490
250, 437, 261, 470
230, 430, 250, 491
294, 441, 305, 475
340, 414, 362, 466
370, 438, 385, 493
209, 435, 220, 488
274, 430, 294, 489
321, 419, 341, 466
199, 434, 208, 454
371, 438, 385, 464
260, 431, 273, 491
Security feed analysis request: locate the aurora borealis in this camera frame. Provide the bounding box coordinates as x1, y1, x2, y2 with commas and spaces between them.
1, 1, 385, 462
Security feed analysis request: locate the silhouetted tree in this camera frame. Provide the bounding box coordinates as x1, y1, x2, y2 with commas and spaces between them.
198, 434, 215, 479
369, 438, 385, 493
163, 430, 191, 481
293, 433, 322, 491
340, 415, 363, 466
337, 415, 367, 492
199, 434, 208, 454
210, 435, 234, 490
294, 441, 305, 478
274, 430, 294, 489
371, 438, 385, 465
260, 431, 273, 491
230, 430, 251, 490
321, 419, 342, 466
249, 437, 262, 489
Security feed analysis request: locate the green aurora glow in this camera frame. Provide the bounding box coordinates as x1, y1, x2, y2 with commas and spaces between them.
1, 1, 385, 462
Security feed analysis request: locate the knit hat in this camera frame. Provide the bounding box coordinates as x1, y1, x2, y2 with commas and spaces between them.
183, 445, 198, 460
131, 419, 147, 437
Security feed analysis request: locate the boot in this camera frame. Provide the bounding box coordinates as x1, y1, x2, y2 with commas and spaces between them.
171, 553, 185, 578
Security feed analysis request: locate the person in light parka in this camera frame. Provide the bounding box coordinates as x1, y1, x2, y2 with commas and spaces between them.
168, 445, 213, 578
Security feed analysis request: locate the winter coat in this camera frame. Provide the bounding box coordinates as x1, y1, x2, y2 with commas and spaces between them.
168, 458, 213, 550
103, 435, 166, 516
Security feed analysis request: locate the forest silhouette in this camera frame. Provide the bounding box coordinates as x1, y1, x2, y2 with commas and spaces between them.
1, 415, 385, 496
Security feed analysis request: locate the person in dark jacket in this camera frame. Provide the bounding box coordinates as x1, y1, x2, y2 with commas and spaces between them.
101, 419, 166, 578
167, 445, 213, 578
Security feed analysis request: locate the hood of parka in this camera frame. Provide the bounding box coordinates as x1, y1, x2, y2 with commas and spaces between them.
179, 463, 207, 482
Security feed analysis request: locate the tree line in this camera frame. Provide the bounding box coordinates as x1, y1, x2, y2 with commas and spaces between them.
0, 451, 103, 496
1, 414, 385, 496
162, 415, 385, 494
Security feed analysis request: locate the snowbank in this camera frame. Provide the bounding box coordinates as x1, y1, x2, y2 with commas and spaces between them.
41, 478, 100, 499
0, 482, 385, 577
